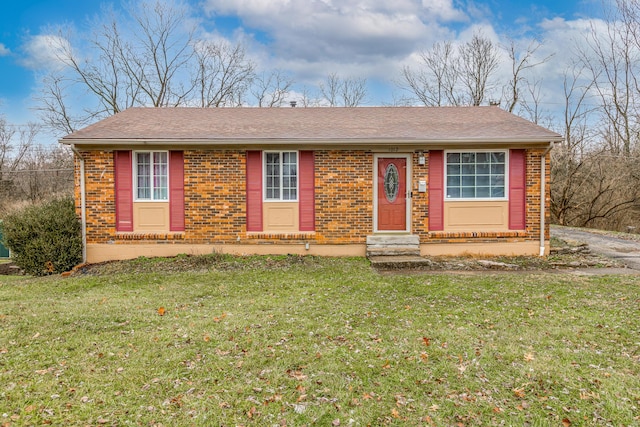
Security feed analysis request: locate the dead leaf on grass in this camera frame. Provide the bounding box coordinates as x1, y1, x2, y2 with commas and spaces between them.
213, 313, 227, 322
287, 370, 307, 381
157, 307, 166, 316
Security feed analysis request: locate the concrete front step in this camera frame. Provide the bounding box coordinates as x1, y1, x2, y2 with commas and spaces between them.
366, 234, 421, 257
368, 255, 432, 270
366, 235, 420, 246
366, 247, 421, 257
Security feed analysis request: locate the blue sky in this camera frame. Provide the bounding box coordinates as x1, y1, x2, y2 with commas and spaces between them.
0, 0, 605, 141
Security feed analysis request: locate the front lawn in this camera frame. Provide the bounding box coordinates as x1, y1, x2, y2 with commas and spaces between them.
0, 256, 638, 426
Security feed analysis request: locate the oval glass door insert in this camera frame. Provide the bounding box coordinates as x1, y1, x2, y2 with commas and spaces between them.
384, 164, 399, 202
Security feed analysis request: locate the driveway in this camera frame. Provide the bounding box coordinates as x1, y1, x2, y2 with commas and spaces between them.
552, 225, 640, 270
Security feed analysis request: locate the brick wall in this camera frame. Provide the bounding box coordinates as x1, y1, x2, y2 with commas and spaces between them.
314, 150, 373, 243
526, 148, 551, 240
183, 150, 246, 243
76, 147, 550, 246
411, 151, 429, 236
76, 150, 116, 242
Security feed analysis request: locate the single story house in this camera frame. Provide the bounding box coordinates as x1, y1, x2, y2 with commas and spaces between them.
60, 106, 563, 263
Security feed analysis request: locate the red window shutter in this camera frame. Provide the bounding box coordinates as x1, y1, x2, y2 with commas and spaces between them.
299, 151, 315, 231
246, 151, 263, 232
114, 151, 133, 232
428, 150, 444, 231
509, 149, 526, 230
169, 151, 185, 232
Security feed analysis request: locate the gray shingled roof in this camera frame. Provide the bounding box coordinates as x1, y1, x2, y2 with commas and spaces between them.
61, 106, 563, 145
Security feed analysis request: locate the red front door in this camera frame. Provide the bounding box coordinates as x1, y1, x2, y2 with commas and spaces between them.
377, 157, 407, 231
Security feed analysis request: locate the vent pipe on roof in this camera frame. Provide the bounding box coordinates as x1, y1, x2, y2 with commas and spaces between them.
290, 101, 297, 107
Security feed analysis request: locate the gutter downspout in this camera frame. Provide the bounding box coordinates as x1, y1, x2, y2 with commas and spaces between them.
539, 143, 554, 256
70, 145, 87, 264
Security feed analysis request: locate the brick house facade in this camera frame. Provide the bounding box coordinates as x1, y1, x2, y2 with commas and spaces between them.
63, 107, 562, 263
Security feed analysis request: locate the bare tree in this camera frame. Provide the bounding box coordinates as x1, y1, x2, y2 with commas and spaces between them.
399, 41, 460, 106
459, 32, 500, 106
0, 118, 39, 205
12, 145, 73, 202
297, 85, 321, 107
502, 39, 553, 113
36, 73, 85, 135
577, 0, 640, 155
192, 40, 255, 107
319, 73, 368, 107
35, 0, 257, 135
36, 0, 196, 133
250, 69, 294, 107
551, 65, 597, 225
399, 33, 500, 106
319, 73, 341, 107
550, 62, 640, 229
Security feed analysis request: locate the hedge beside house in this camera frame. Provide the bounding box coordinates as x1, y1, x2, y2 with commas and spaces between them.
0, 197, 82, 276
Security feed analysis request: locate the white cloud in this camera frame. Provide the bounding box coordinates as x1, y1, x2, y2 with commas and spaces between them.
20, 34, 73, 70
203, 0, 465, 89
0, 43, 10, 56
204, 0, 462, 62
421, 0, 467, 22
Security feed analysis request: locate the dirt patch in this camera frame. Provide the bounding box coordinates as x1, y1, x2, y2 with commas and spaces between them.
0, 261, 22, 275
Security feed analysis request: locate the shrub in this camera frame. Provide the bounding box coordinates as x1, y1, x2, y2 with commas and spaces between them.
0, 197, 82, 276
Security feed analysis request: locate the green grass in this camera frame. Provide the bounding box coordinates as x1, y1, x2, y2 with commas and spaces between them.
1, 256, 639, 426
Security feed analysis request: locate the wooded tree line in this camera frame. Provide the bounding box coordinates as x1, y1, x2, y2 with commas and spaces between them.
0, 117, 73, 216
2, 0, 639, 232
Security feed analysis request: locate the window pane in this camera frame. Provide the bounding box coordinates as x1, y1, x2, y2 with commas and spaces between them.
462, 187, 475, 198
461, 152, 475, 163
491, 176, 504, 186
153, 152, 168, 201
492, 187, 505, 198
136, 153, 151, 199
476, 175, 490, 186
447, 176, 460, 186
265, 153, 280, 200
492, 164, 505, 175
492, 152, 505, 163
476, 152, 490, 163
447, 153, 460, 163
447, 187, 460, 198
447, 164, 460, 175
462, 164, 475, 175
462, 175, 475, 186
282, 152, 297, 201
476, 163, 490, 174
476, 186, 491, 198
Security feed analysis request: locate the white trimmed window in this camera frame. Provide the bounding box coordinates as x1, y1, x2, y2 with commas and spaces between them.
445, 151, 506, 199
265, 151, 298, 201
135, 151, 168, 201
